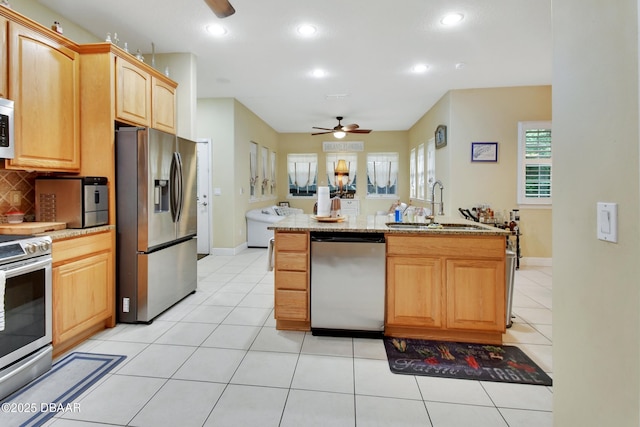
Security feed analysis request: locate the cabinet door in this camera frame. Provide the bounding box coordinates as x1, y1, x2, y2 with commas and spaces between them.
386, 256, 443, 328
7, 23, 80, 171
115, 56, 151, 126
152, 76, 176, 134
0, 17, 7, 98
446, 259, 505, 332
53, 251, 113, 345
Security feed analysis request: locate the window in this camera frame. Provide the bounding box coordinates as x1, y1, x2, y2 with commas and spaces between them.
366, 152, 399, 197
287, 153, 318, 197
326, 153, 357, 197
270, 151, 277, 195
518, 121, 552, 205
249, 142, 258, 199
261, 146, 268, 196
417, 143, 425, 200
409, 148, 416, 199
426, 138, 436, 197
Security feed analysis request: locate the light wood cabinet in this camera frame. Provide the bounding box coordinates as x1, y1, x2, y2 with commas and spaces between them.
385, 234, 506, 344
52, 230, 115, 356
446, 259, 505, 332
5, 22, 80, 171
152, 76, 176, 133
386, 256, 443, 328
0, 17, 7, 98
274, 231, 310, 330
115, 55, 151, 127
114, 55, 177, 134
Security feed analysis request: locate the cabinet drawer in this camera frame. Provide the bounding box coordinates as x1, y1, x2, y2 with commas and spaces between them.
386, 235, 505, 258
275, 270, 308, 291
275, 252, 308, 271
275, 290, 308, 320
276, 232, 308, 251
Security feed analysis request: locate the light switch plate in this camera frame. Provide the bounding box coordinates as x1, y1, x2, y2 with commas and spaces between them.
597, 202, 617, 243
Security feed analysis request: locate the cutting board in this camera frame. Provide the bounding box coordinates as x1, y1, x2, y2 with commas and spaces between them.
0, 222, 67, 235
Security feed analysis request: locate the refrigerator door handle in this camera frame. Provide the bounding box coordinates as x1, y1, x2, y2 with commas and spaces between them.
175, 151, 184, 222
170, 152, 179, 222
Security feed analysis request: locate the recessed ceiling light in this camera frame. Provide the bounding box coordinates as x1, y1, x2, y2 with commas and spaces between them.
297, 24, 317, 36
311, 69, 326, 78
455, 62, 466, 70
441, 13, 464, 26
206, 24, 227, 36
412, 64, 429, 73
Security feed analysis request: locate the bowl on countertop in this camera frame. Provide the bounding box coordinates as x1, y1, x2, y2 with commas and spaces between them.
5, 210, 25, 224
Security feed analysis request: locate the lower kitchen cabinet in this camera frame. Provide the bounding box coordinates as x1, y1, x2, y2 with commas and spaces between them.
385, 234, 506, 344
52, 230, 115, 355
386, 256, 443, 328
273, 231, 310, 330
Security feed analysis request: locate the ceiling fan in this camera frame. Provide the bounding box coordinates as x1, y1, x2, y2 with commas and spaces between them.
204, 0, 236, 18
312, 117, 372, 139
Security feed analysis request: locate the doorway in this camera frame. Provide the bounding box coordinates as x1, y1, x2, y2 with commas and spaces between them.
196, 139, 212, 258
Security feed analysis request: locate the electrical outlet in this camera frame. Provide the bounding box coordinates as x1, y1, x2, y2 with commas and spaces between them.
10, 191, 21, 206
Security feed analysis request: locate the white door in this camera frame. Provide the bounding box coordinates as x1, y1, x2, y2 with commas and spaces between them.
196, 139, 212, 255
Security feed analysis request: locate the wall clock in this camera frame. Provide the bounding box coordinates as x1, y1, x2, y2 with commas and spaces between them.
435, 125, 447, 149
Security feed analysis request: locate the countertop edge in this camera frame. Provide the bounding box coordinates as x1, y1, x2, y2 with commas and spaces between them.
267, 214, 511, 236
36, 225, 115, 241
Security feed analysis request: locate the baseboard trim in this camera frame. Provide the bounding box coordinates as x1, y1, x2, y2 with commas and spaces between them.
211, 242, 248, 256
520, 257, 552, 267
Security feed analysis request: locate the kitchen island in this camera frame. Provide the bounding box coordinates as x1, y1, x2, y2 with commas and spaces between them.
269, 214, 511, 344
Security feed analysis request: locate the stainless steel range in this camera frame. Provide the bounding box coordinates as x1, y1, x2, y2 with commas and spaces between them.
0, 234, 53, 400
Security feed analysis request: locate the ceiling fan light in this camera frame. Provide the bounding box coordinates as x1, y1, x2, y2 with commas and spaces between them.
441, 13, 464, 26
333, 131, 346, 139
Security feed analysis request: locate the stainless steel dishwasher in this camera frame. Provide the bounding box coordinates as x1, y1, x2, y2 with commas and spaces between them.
310, 232, 386, 337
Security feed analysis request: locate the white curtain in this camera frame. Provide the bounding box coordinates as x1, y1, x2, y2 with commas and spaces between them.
287, 153, 317, 189
417, 143, 425, 200
249, 142, 258, 196
367, 152, 398, 194
270, 151, 276, 194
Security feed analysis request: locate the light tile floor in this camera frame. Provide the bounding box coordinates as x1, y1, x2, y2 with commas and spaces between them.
44, 249, 553, 427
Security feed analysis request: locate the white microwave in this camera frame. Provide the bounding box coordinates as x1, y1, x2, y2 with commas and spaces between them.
0, 98, 14, 159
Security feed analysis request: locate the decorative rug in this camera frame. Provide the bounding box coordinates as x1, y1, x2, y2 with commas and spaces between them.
1, 352, 126, 427
384, 338, 552, 386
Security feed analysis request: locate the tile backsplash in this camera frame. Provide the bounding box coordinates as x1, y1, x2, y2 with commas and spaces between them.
0, 169, 38, 222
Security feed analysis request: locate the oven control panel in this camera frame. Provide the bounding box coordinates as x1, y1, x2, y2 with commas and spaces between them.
0, 236, 52, 264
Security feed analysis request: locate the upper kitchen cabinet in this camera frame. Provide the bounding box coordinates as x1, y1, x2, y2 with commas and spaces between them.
151, 77, 176, 134
115, 55, 151, 127
5, 22, 80, 172
0, 17, 7, 99
115, 54, 177, 133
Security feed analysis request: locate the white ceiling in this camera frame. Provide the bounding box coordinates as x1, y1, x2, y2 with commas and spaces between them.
38, 0, 551, 134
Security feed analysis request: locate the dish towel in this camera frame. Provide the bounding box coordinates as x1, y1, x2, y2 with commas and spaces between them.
0, 269, 5, 332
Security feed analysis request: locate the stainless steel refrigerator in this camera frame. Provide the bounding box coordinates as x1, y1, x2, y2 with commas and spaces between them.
116, 127, 197, 323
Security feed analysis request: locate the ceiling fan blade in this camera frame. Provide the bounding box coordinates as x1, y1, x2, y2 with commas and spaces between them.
342, 123, 360, 131
312, 127, 334, 131
347, 129, 372, 134
311, 131, 333, 135
204, 0, 236, 18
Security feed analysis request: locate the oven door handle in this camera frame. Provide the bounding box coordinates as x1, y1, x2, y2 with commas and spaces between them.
1, 256, 52, 279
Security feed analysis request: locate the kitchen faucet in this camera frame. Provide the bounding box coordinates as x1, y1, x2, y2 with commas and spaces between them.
431, 180, 444, 219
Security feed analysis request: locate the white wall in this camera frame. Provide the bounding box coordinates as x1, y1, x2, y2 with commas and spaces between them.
553, 0, 640, 425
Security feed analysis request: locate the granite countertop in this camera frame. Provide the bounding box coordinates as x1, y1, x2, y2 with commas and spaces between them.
267, 214, 510, 236
36, 225, 115, 241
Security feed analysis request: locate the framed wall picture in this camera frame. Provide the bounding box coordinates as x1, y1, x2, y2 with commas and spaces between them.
435, 125, 447, 149
471, 142, 498, 162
